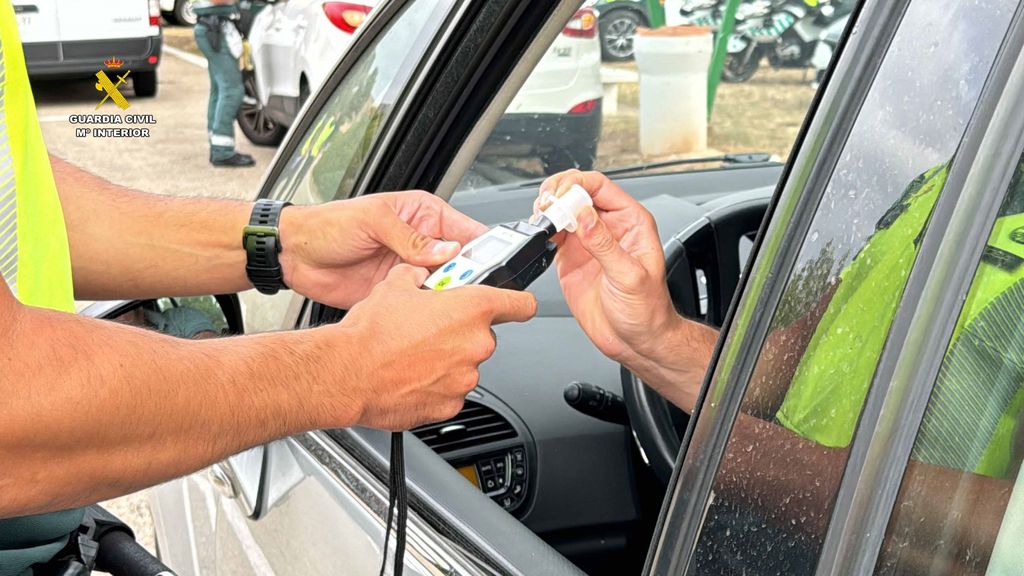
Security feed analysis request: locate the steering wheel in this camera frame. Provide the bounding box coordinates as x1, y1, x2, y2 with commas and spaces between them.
621, 193, 771, 484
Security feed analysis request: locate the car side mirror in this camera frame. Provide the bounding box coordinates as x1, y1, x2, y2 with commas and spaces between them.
98, 294, 243, 338
88, 294, 263, 515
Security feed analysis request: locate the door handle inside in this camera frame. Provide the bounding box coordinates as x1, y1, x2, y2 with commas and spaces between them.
207, 462, 239, 500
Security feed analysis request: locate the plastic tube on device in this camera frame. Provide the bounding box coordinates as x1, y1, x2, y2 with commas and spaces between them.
537, 184, 593, 233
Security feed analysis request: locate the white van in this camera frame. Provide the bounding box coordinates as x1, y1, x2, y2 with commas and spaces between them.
13, 0, 163, 96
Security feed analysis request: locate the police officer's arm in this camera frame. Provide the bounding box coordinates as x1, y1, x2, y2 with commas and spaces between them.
716, 415, 1013, 572
50, 155, 484, 309
0, 264, 536, 519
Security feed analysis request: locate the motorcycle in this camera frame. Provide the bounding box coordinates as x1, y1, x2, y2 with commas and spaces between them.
810, 2, 854, 88
677, 0, 723, 28
725, 0, 851, 83
720, 0, 775, 82
675, 0, 773, 83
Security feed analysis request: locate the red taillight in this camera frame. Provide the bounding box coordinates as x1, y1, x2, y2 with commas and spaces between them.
149, 15, 160, 26
148, 0, 160, 26
323, 2, 372, 34
568, 99, 599, 114
562, 8, 597, 38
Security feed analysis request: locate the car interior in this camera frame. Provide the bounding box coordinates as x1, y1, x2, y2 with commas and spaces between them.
305, 167, 778, 575
273, 0, 821, 573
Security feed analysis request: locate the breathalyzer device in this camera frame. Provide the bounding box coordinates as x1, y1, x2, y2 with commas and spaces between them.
424, 185, 593, 291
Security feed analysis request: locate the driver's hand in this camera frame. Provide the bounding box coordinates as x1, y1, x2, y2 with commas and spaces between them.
537, 171, 674, 362
537, 170, 716, 413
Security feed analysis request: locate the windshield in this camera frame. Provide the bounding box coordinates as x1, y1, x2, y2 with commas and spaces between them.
454, 1, 844, 193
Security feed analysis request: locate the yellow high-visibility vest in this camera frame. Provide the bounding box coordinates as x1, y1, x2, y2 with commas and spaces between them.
0, 1, 74, 312
0, 2, 78, 574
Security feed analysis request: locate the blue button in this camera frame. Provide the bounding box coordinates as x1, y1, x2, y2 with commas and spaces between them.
443, 262, 457, 273
460, 269, 474, 280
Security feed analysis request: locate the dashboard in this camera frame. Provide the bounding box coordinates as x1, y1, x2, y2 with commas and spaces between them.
411, 165, 783, 564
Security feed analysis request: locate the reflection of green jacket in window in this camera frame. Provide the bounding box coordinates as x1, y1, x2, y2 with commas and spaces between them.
776, 164, 1024, 479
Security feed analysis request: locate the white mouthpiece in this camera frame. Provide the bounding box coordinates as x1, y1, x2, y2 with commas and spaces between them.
541, 184, 594, 233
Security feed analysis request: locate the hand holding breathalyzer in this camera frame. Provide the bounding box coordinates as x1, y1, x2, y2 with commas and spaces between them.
334, 264, 537, 431
537, 171, 677, 362
424, 184, 593, 292
537, 171, 715, 413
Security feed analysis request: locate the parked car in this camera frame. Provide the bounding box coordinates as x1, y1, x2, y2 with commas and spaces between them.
238, 0, 378, 146
82, 0, 1020, 574
13, 0, 162, 96
590, 0, 651, 61
159, 0, 196, 25
240, 2, 602, 173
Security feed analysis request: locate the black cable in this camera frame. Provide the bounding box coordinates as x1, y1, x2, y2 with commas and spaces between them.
379, 432, 407, 576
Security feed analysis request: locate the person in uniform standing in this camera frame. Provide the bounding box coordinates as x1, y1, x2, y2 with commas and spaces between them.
192, 0, 255, 167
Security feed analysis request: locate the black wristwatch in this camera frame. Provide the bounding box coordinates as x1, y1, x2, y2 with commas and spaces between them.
243, 199, 292, 295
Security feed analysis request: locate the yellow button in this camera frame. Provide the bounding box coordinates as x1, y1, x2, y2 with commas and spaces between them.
433, 276, 452, 290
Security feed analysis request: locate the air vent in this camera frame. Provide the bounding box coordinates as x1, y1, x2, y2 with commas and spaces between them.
412, 401, 517, 454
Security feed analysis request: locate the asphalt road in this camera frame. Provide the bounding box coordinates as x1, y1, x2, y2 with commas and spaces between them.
34, 47, 277, 201
33, 47, 284, 558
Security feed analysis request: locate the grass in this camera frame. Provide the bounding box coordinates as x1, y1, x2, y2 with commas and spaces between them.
597, 65, 817, 171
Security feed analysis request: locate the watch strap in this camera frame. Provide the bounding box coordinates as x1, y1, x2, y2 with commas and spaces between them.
243, 199, 291, 295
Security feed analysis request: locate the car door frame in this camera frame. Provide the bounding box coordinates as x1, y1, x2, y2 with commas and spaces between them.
642, 0, 1024, 574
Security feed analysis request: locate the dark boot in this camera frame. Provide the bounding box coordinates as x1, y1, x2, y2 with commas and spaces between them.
211, 152, 255, 167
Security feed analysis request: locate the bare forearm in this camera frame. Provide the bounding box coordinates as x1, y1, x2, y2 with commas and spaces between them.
715, 414, 847, 537
881, 460, 1012, 572
0, 304, 357, 518
625, 316, 718, 413
52, 155, 253, 300
717, 415, 1012, 565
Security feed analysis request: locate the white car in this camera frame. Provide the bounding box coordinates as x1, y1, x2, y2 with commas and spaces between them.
159, 0, 196, 26
13, 0, 163, 96
487, 6, 603, 173
240, 2, 602, 173
238, 0, 379, 145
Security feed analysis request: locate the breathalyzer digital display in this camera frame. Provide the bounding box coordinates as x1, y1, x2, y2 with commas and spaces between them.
424, 184, 593, 292
464, 236, 514, 265
424, 221, 555, 291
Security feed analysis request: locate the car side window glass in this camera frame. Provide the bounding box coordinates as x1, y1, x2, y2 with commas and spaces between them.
266, 0, 452, 205
874, 160, 1024, 575
687, 1, 1015, 574
450, 1, 849, 197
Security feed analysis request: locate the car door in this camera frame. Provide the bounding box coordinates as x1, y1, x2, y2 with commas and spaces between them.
643, 0, 1024, 574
